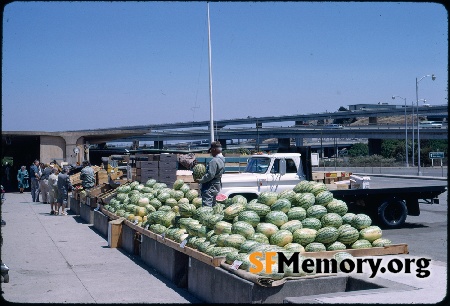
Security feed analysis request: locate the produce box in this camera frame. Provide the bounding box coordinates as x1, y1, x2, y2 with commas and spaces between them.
311, 172, 325, 181
350, 175, 370, 189
108, 218, 125, 248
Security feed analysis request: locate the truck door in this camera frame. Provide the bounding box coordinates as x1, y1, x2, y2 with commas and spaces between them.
265, 158, 301, 193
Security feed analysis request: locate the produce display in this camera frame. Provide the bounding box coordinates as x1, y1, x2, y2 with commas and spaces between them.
103, 179, 393, 278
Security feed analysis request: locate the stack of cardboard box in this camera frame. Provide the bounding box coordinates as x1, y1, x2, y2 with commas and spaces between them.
134, 153, 178, 185
311, 171, 352, 190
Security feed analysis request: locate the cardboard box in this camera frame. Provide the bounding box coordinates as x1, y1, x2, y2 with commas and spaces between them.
108, 218, 125, 248
350, 175, 370, 189
312, 172, 325, 181
159, 153, 178, 162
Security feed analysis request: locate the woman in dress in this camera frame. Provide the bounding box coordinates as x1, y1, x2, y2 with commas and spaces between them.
17, 166, 29, 193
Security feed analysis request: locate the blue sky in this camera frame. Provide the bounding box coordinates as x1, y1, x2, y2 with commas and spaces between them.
2, 1, 448, 132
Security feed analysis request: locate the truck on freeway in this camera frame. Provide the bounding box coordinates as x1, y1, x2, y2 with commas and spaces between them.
219, 148, 447, 229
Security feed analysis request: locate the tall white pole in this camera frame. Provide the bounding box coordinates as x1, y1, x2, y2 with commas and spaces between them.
416, 77, 421, 175
404, 97, 409, 167
207, 2, 214, 144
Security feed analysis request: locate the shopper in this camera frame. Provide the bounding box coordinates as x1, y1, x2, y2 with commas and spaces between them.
29, 160, 40, 202
39, 163, 53, 204
80, 160, 95, 204
17, 166, 29, 193
35, 163, 44, 202
57, 167, 72, 216
48, 168, 59, 215
197, 141, 225, 207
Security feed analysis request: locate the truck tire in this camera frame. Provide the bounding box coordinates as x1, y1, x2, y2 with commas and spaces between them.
377, 200, 407, 229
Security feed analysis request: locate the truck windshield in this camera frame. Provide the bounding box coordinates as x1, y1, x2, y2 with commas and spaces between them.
244, 157, 270, 174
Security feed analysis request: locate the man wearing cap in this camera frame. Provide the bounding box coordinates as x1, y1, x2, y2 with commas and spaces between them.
197, 141, 225, 207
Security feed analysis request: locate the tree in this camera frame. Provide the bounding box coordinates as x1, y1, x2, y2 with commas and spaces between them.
335, 106, 352, 125
348, 143, 369, 157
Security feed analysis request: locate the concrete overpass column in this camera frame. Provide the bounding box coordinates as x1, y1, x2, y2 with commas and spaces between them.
218, 139, 227, 150
278, 138, 291, 150
295, 137, 304, 147
368, 139, 382, 155
154, 141, 163, 149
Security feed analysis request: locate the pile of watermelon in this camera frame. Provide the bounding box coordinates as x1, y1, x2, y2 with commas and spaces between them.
104, 179, 392, 279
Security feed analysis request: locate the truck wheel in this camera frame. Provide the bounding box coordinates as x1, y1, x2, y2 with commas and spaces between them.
378, 200, 407, 229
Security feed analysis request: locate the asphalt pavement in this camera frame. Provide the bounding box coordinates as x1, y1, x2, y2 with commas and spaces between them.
1, 175, 448, 304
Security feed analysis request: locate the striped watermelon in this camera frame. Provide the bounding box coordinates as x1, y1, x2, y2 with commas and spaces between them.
192, 164, 206, 180
237, 210, 260, 227
235, 253, 252, 271
294, 193, 315, 209
293, 228, 317, 245
287, 207, 307, 221
225, 250, 240, 264
264, 211, 289, 227
326, 199, 348, 216
320, 213, 343, 228
334, 252, 355, 272
277, 189, 298, 205
315, 227, 339, 244
372, 238, 392, 247
231, 221, 255, 238
257, 191, 278, 206
305, 242, 326, 252
310, 182, 328, 196
269, 230, 293, 247
214, 221, 233, 235
293, 180, 313, 193
283, 243, 305, 253
280, 220, 303, 233
315, 190, 334, 206
301, 217, 322, 231
204, 214, 224, 228
342, 213, 356, 225
231, 195, 248, 205
223, 203, 246, 221
245, 202, 271, 218
224, 234, 247, 249
337, 226, 360, 245
247, 233, 270, 244
215, 234, 231, 247
271, 198, 292, 213
351, 214, 372, 230
351, 239, 372, 249
185, 190, 199, 202
239, 240, 260, 253
173, 179, 185, 190
256, 222, 279, 238
326, 241, 347, 251
359, 226, 382, 242
306, 205, 327, 219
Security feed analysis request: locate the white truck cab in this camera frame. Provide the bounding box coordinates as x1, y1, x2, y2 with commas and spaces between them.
220, 153, 306, 200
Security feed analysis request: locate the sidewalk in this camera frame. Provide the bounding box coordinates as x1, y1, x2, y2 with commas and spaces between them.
1, 192, 202, 304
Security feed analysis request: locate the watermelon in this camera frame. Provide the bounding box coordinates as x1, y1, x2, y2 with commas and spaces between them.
215, 234, 231, 247
225, 251, 240, 264
277, 190, 298, 205
223, 203, 246, 221
372, 238, 392, 247
280, 220, 303, 233
173, 179, 185, 190
214, 221, 233, 235
180, 184, 191, 194
192, 197, 202, 208
306, 205, 327, 219
359, 226, 382, 242
239, 240, 260, 253
231, 195, 248, 205
326, 199, 348, 216
165, 198, 178, 208
283, 243, 305, 253
265, 211, 289, 227
326, 241, 347, 251
337, 226, 360, 245
237, 210, 260, 227
294, 193, 315, 209
315, 190, 334, 206
204, 213, 224, 228
185, 190, 199, 202
256, 222, 279, 238
315, 227, 339, 244
293, 180, 312, 193
149, 198, 162, 210
235, 253, 252, 271
271, 198, 292, 213
321, 213, 343, 228
216, 193, 228, 203
149, 224, 167, 235
310, 182, 328, 196
351, 239, 372, 249
192, 164, 206, 180
351, 214, 372, 230
293, 228, 317, 245
257, 191, 278, 206
269, 230, 293, 247
301, 217, 322, 231
231, 221, 255, 238
287, 207, 307, 221
247, 233, 270, 244
305, 242, 326, 252
224, 234, 247, 249
342, 213, 356, 225
245, 202, 271, 217
334, 252, 355, 272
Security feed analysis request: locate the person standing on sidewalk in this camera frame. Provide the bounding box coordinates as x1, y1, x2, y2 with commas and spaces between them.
197, 141, 225, 207
57, 167, 72, 215
48, 167, 59, 215
79, 160, 95, 205
29, 160, 40, 202
39, 163, 53, 204
35, 163, 44, 202
17, 166, 29, 193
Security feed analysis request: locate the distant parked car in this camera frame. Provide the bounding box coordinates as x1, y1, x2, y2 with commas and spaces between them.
324, 124, 344, 129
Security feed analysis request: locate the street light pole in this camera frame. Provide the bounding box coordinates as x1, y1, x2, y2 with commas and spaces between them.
392, 96, 408, 167
416, 74, 436, 176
